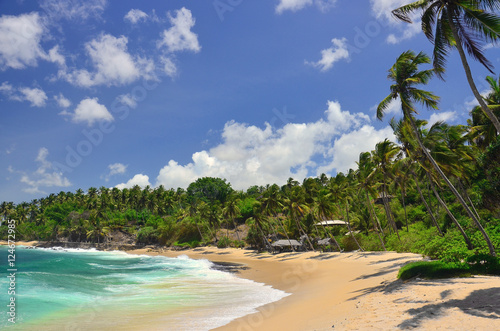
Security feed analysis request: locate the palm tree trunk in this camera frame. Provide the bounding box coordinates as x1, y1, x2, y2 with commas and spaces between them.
382, 175, 399, 236
365, 191, 386, 250
345, 203, 363, 251
426, 173, 473, 250
407, 115, 496, 256
457, 180, 481, 221
402, 183, 409, 232
274, 213, 295, 252
411, 171, 444, 236
294, 215, 314, 251
231, 218, 241, 241
447, 10, 500, 134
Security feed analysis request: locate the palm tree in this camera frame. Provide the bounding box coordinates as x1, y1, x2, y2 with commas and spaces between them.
222, 193, 241, 241
260, 184, 294, 249
356, 152, 387, 250
282, 186, 315, 251
313, 188, 342, 251
378, 51, 495, 255
372, 139, 401, 237
468, 75, 500, 150
393, 0, 500, 133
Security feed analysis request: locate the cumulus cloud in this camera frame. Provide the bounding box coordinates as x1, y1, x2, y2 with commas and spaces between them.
124, 100, 394, 191
317, 125, 396, 174
276, 0, 337, 14
54, 93, 71, 108
116, 94, 138, 109
40, 0, 107, 22
370, 98, 402, 120
0, 81, 14, 95
306, 38, 349, 71
427, 111, 457, 128
46, 45, 66, 67
69, 97, 114, 126
19, 87, 48, 107
161, 56, 178, 77
158, 7, 201, 53
0, 83, 47, 107
0, 12, 46, 70
115, 174, 151, 189
19, 147, 71, 194
102, 163, 127, 182
124, 9, 148, 24
61, 34, 155, 87
370, 0, 421, 44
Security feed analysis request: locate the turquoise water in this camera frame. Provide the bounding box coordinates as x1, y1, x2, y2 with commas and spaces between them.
0, 246, 288, 330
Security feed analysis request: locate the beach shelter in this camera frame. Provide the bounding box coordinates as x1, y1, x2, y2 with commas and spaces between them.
315, 220, 348, 226
271, 239, 303, 252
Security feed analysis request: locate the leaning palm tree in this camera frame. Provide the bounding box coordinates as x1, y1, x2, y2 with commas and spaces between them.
393, 0, 500, 133
372, 139, 401, 238
222, 194, 241, 241
378, 50, 496, 256
468, 75, 500, 149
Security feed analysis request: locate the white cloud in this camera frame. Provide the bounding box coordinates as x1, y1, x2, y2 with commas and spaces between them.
124, 9, 148, 24
275, 0, 337, 14
0, 12, 46, 70
54, 93, 71, 108
386, 21, 421, 44
0, 83, 47, 107
370, 98, 402, 119
158, 7, 201, 53
70, 97, 114, 126
427, 111, 456, 128
19, 147, 71, 194
116, 94, 137, 109
0, 81, 14, 95
115, 174, 151, 189
370, 0, 421, 44
46, 45, 66, 67
102, 163, 127, 182
40, 0, 107, 22
137, 100, 389, 191
61, 34, 155, 87
317, 125, 396, 174
161, 56, 178, 77
19, 87, 47, 107
306, 38, 349, 72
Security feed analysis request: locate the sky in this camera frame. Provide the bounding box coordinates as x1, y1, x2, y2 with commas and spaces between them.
1, 0, 499, 203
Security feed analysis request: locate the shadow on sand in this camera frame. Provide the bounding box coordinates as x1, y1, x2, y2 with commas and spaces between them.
398, 287, 500, 329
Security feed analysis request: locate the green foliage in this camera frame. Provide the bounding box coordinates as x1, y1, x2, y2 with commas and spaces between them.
136, 226, 159, 245
399, 254, 500, 280
187, 177, 233, 204
385, 222, 439, 254
478, 136, 500, 212
217, 236, 232, 248
398, 261, 472, 280
238, 198, 256, 219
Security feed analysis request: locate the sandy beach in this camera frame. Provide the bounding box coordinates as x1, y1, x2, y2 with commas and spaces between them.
127, 246, 500, 331
6, 242, 500, 330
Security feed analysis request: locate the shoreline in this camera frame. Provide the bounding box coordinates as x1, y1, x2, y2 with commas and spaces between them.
4, 241, 500, 330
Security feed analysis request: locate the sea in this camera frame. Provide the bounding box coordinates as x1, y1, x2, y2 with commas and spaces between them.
0, 245, 289, 330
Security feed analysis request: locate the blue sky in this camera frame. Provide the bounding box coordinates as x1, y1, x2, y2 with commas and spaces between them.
1, 0, 499, 203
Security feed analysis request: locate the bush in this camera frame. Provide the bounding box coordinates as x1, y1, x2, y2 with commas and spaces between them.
466, 254, 500, 275
217, 236, 232, 248
398, 261, 471, 280
136, 226, 159, 245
